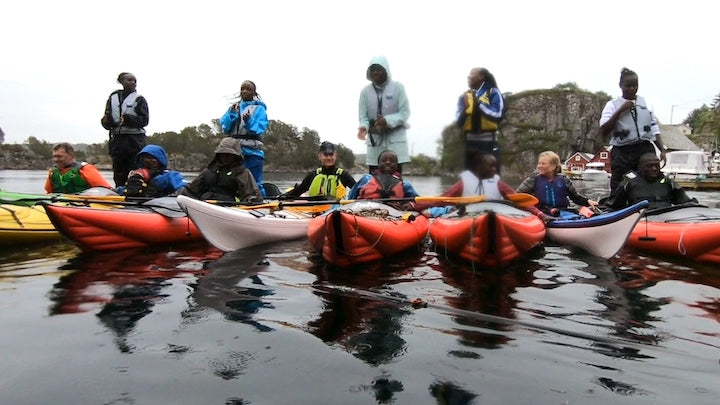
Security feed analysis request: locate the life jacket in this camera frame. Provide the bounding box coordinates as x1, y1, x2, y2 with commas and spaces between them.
359, 173, 404, 199
622, 172, 674, 210
230, 104, 258, 138
460, 171, 502, 199
610, 96, 656, 146
308, 167, 344, 198
462, 88, 505, 133
50, 162, 90, 194
198, 165, 245, 201
532, 174, 570, 210
110, 91, 145, 135
364, 81, 400, 122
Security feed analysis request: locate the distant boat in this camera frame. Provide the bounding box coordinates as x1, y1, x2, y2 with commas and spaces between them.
662, 150, 720, 190
581, 162, 610, 181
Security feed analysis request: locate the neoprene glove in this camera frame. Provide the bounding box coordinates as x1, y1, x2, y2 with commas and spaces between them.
125, 175, 147, 197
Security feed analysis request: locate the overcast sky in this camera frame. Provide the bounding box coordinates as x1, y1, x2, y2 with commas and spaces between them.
1, 0, 717, 157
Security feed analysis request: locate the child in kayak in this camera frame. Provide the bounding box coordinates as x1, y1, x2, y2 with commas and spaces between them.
417, 151, 515, 217
120, 144, 186, 198
347, 149, 419, 210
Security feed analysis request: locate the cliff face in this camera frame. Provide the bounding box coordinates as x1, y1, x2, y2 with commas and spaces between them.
499, 89, 610, 177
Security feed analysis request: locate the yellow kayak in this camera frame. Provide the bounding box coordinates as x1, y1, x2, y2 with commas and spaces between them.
0, 204, 59, 246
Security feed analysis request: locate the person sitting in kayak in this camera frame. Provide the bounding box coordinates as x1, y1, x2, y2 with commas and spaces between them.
120, 144, 186, 198
347, 149, 419, 210
607, 152, 697, 210
516, 150, 598, 222
44, 142, 112, 194
277, 141, 357, 200
417, 151, 515, 217
180, 137, 262, 203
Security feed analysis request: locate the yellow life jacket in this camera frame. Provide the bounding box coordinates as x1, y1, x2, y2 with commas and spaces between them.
462, 89, 501, 133
308, 168, 344, 198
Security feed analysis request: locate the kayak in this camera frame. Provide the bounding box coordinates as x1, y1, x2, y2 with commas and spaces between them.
0, 204, 59, 246
545, 200, 649, 259
176, 195, 314, 252
41, 198, 203, 252
429, 201, 546, 267
0, 188, 130, 247
626, 204, 720, 264
307, 201, 430, 267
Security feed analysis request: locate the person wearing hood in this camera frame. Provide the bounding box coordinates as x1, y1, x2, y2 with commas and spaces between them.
181, 137, 262, 203
456, 67, 505, 173
357, 56, 411, 173
101, 72, 150, 188
220, 80, 269, 197
120, 144, 186, 198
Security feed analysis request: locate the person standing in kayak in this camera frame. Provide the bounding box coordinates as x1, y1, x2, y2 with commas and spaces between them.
456, 67, 506, 173
101, 72, 149, 188
357, 56, 411, 173
44, 142, 112, 193
220, 80, 269, 197
600, 67, 666, 197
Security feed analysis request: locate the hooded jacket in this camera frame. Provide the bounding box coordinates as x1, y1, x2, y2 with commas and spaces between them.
358, 56, 411, 165
220, 97, 269, 159
123, 145, 186, 197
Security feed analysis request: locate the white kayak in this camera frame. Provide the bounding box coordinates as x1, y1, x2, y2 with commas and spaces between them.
545, 200, 649, 259
176, 195, 313, 252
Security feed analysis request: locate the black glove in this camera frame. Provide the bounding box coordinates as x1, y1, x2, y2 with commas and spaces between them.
125, 174, 147, 197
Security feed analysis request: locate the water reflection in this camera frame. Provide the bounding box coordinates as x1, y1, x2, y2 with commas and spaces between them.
307, 252, 423, 366
183, 244, 278, 332
47, 243, 222, 352
434, 257, 538, 350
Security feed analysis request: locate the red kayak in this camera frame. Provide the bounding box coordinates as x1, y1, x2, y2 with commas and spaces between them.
42, 198, 203, 252
429, 201, 546, 267
307, 201, 429, 267
626, 204, 720, 264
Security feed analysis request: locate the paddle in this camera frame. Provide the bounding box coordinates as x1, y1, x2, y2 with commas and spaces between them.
0, 187, 126, 206
226, 193, 540, 210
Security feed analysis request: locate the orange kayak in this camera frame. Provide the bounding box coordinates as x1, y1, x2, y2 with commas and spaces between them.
42, 199, 203, 252
626, 204, 720, 264
429, 201, 546, 267
307, 201, 430, 267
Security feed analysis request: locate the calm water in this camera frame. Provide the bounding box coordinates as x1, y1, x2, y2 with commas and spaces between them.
1, 170, 720, 404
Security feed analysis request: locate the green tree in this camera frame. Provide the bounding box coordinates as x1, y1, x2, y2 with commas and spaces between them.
27, 136, 53, 157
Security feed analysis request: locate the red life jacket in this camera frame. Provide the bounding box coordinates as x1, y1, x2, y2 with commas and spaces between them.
359, 172, 404, 199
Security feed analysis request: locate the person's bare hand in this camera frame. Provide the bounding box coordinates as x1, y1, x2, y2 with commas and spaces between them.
357, 127, 367, 140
